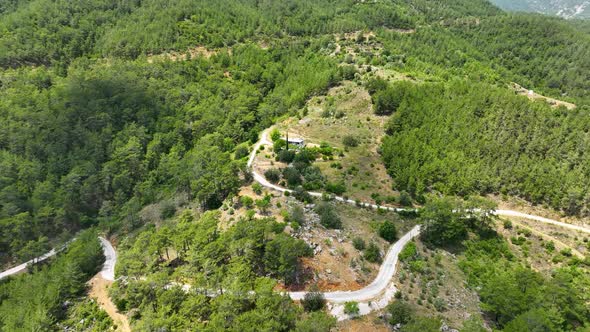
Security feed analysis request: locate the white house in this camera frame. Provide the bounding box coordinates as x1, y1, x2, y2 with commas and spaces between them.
285, 137, 305, 148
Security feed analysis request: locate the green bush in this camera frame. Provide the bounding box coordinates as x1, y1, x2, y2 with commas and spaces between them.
273, 139, 286, 151
352, 237, 366, 251
378, 220, 398, 243
321, 107, 333, 118
302, 289, 326, 312
399, 316, 441, 332
160, 201, 176, 219
234, 144, 250, 159
315, 202, 342, 229
325, 182, 346, 195
289, 205, 306, 225
278, 149, 296, 163
409, 260, 425, 273
372, 85, 405, 115
387, 301, 414, 325
342, 135, 359, 147
398, 191, 412, 207
294, 149, 317, 164
252, 183, 263, 195
545, 241, 555, 252
503, 219, 513, 229
283, 167, 302, 187
343, 301, 359, 315
364, 242, 382, 263
433, 298, 446, 312
293, 186, 313, 203
399, 242, 417, 261
264, 168, 281, 183
270, 129, 281, 142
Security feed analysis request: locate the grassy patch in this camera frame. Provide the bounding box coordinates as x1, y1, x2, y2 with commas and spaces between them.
276, 81, 398, 204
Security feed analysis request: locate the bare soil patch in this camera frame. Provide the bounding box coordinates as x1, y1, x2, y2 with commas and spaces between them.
497, 217, 588, 268
337, 313, 391, 332
88, 275, 131, 332
492, 195, 590, 228
146, 46, 223, 63
511, 82, 576, 110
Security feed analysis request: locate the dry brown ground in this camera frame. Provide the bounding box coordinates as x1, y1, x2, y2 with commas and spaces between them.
220, 180, 418, 293
218, 181, 374, 291
219, 185, 289, 229
495, 219, 583, 276
511, 82, 576, 110
88, 275, 131, 332
301, 204, 417, 292
391, 239, 483, 329
146, 46, 223, 63
492, 195, 590, 228
337, 313, 391, 332
497, 217, 588, 265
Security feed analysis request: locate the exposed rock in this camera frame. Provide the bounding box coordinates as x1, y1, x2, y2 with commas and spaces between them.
314, 245, 323, 255
440, 324, 458, 332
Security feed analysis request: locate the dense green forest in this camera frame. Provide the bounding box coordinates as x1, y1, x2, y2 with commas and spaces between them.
0, 43, 340, 266
1, 0, 589, 330
380, 79, 590, 215
0, 0, 411, 67
0, 0, 501, 269
0, 231, 104, 330
0, 0, 504, 68
110, 211, 332, 330
380, 13, 590, 104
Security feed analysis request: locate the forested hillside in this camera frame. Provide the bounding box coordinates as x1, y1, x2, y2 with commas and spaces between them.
1, 0, 590, 331
0, 231, 104, 330
451, 14, 590, 101
490, 0, 590, 19
0, 0, 508, 269
381, 13, 590, 104
0, 44, 340, 266
0, 0, 503, 68
381, 80, 590, 215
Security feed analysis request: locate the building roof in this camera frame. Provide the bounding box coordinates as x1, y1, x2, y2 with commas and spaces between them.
285, 137, 304, 143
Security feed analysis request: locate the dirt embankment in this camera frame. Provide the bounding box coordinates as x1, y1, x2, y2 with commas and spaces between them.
88, 275, 131, 332
511, 82, 576, 110
146, 46, 223, 63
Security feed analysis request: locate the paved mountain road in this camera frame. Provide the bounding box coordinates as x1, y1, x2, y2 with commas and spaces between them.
495, 209, 590, 234
2, 127, 589, 321
99, 236, 116, 281
0, 237, 115, 281
250, 128, 590, 233
0, 248, 59, 280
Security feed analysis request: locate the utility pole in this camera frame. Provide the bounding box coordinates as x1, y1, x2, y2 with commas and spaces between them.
286, 130, 289, 151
